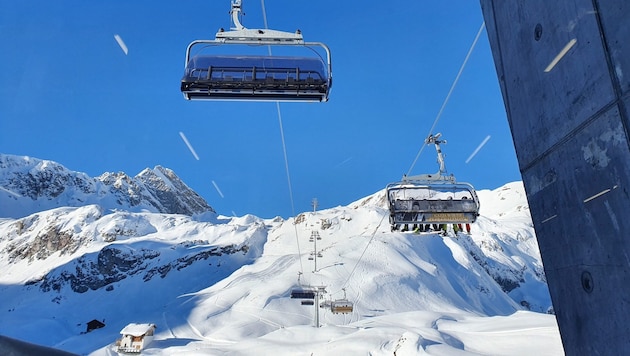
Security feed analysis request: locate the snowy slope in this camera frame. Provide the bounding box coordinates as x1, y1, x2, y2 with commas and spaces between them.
0, 164, 562, 355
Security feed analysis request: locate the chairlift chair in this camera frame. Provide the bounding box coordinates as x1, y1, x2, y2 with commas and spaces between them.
290, 287, 316, 299
387, 134, 480, 231
181, 0, 332, 102
330, 300, 354, 314
330, 288, 353, 314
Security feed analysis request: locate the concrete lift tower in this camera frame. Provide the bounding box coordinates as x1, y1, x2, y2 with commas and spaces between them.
480, 1, 630, 354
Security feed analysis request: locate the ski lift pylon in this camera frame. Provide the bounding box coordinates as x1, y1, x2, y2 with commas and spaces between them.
386, 133, 480, 231
181, 0, 332, 102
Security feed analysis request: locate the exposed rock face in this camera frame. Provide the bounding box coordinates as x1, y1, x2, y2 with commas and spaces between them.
38, 246, 160, 293
35, 244, 248, 294
142, 244, 249, 281
97, 172, 144, 208
3, 203, 259, 296
135, 166, 213, 216
6, 225, 77, 262
0, 154, 214, 218
2, 206, 104, 263
0, 155, 95, 201
459, 233, 523, 293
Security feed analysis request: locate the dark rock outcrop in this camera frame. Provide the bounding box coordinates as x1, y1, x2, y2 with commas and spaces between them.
37, 244, 248, 294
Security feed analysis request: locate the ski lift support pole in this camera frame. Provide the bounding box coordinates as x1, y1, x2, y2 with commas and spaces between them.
314, 286, 326, 328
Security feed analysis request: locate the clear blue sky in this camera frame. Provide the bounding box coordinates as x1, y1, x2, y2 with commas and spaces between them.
0, 1, 521, 219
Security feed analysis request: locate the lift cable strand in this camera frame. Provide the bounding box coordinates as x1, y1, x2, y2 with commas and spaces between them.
277, 102, 305, 275
261, 0, 305, 276
339, 211, 387, 292
261, 0, 269, 35
405, 21, 486, 177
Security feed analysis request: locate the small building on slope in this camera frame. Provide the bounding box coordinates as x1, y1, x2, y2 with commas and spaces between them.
86, 319, 105, 333
117, 323, 156, 353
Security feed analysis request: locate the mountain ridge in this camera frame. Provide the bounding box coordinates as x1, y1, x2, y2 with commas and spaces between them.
0, 153, 214, 219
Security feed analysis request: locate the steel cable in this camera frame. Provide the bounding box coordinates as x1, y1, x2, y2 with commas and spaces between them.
260, 0, 305, 277
405, 22, 486, 177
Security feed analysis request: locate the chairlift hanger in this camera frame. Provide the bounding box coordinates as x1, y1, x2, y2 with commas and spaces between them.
403, 133, 452, 183
181, 0, 333, 102
216, 0, 303, 43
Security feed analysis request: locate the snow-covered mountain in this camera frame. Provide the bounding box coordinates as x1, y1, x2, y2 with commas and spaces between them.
0, 156, 562, 355
0, 153, 214, 219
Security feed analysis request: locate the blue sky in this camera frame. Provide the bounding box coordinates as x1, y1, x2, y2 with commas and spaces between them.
0, 1, 521, 219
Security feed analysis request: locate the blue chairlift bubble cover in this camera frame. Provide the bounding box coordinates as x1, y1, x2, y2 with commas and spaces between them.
183, 55, 326, 80
180, 54, 330, 101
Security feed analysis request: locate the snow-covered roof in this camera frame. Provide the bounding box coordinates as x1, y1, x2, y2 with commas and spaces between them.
119, 323, 156, 336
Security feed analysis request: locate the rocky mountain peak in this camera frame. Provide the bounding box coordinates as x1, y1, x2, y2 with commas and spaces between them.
0, 153, 214, 218
135, 165, 214, 216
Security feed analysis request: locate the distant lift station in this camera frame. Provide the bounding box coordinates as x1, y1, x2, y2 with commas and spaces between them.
387, 134, 480, 231
181, 0, 332, 102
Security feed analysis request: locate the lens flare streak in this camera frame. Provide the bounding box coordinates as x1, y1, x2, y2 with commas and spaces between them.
114, 34, 128, 55
179, 131, 200, 160
212, 180, 225, 198
466, 135, 491, 164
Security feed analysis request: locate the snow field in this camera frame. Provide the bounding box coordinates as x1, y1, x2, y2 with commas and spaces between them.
0, 182, 563, 355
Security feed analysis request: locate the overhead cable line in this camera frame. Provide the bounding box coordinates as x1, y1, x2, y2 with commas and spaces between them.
260, 0, 305, 276
405, 21, 486, 177
339, 212, 387, 293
